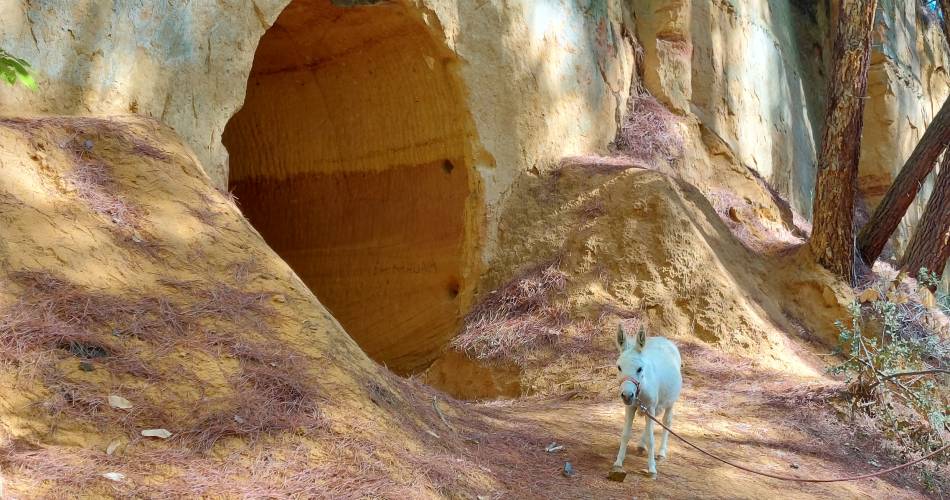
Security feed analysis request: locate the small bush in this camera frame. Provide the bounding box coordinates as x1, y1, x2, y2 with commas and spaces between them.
831, 271, 949, 493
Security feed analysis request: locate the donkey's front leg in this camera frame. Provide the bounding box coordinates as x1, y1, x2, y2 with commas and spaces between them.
642, 406, 657, 477
612, 404, 636, 468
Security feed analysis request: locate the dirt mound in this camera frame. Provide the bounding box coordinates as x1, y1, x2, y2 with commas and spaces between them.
427, 154, 852, 399
0, 117, 493, 497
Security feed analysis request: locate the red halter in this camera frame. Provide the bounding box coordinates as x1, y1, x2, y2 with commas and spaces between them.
620, 375, 639, 387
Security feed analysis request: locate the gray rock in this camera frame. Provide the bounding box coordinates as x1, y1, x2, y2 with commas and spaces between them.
562, 461, 576, 477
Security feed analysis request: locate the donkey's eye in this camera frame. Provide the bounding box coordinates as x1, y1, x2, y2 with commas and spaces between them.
616, 365, 621, 372
636, 367, 642, 374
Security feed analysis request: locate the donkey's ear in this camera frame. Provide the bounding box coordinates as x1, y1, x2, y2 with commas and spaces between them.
615, 323, 627, 351
635, 327, 647, 351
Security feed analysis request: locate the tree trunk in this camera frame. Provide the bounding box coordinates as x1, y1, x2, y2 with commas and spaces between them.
899, 154, 950, 277
857, 96, 950, 267
809, 0, 878, 284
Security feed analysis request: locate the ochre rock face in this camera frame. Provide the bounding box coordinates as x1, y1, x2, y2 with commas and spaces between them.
857, 1, 950, 257
0, 0, 637, 347
3, 0, 946, 370
0, 0, 633, 234
0, 0, 636, 373
635, 0, 829, 219
218, 0, 639, 370
222, 0, 478, 372
635, 0, 949, 278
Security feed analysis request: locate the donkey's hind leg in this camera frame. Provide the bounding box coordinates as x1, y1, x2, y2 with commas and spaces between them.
657, 407, 673, 460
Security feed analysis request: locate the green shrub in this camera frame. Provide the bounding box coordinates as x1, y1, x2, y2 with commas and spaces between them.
831, 271, 948, 492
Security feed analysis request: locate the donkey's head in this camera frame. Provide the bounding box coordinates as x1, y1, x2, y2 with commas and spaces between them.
615, 323, 648, 406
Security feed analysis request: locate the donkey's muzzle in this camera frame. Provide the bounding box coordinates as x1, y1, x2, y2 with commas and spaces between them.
620, 391, 635, 406
619, 377, 639, 406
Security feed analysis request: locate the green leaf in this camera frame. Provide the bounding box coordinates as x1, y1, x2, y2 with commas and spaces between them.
1, 67, 15, 85
16, 71, 36, 90
5, 58, 27, 75
0, 49, 37, 90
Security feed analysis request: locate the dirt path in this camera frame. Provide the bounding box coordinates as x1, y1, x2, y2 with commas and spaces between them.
456, 346, 930, 499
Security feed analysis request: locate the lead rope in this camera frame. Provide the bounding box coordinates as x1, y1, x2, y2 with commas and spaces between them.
637, 404, 949, 483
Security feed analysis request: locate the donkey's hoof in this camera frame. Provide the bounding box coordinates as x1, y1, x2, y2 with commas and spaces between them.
639, 469, 658, 480
656, 452, 667, 461
607, 466, 627, 482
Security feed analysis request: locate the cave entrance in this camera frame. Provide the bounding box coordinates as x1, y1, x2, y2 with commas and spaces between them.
223, 0, 477, 374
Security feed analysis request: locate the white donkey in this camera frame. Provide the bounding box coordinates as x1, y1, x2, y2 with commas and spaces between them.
610, 324, 682, 480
